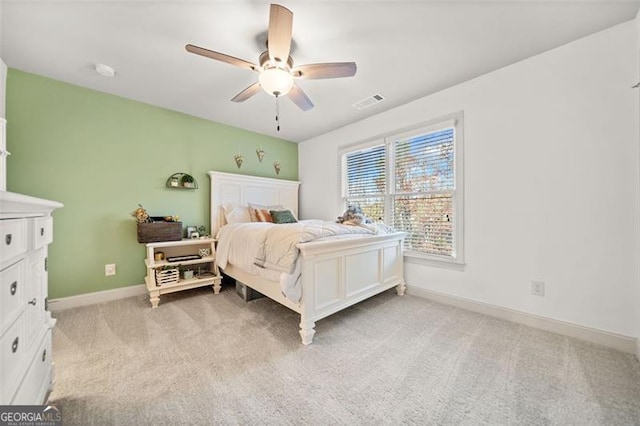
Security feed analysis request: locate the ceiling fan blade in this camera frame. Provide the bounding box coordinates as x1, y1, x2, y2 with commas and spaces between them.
231, 82, 262, 102
288, 84, 314, 111
186, 44, 259, 72
267, 4, 293, 64
292, 62, 357, 79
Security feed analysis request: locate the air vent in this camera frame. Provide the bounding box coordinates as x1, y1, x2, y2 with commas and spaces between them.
353, 93, 385, 110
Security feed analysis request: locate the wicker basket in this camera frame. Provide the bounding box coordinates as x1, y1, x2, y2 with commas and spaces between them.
155, 268, 180, 286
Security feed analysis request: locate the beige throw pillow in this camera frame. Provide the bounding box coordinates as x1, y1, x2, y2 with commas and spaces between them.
222, 204, 252, 224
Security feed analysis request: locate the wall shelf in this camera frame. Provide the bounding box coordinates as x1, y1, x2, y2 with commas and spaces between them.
166, 172, 198, 189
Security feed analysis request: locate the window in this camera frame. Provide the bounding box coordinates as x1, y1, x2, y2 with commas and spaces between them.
341, 114, 464, 266
343, 144, 386, 221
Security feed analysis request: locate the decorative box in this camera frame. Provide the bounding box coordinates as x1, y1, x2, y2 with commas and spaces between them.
137, 217, 182, 243
155, 268, 180, 286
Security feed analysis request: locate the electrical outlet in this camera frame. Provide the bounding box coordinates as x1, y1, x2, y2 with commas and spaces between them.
105, 263, 116, 276
531, 280, 545, 297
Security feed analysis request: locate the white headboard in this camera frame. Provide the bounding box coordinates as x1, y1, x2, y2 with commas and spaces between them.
208, 171, 301, 236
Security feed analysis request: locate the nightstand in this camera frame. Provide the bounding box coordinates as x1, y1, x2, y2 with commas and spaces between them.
143, 238, 221, 308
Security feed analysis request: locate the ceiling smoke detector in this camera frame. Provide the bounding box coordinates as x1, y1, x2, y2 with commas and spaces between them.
95, 63, 115, 78
353, 93, 385, 110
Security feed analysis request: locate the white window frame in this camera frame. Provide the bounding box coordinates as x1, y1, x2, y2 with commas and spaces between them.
339, 112, 464, 269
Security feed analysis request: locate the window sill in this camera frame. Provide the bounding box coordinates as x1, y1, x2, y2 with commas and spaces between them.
404, 251, 465, 271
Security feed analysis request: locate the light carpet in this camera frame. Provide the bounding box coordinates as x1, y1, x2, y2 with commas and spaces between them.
49, 286, 640, 425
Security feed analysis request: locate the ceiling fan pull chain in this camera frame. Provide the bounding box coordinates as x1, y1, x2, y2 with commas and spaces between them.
275, 93, 281, 131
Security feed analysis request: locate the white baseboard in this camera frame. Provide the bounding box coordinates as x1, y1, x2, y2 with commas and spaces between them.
49, 284, 146, 312
406, 286, 638, 355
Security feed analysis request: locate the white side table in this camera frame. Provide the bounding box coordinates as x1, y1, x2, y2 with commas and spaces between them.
143, 238, 221, 308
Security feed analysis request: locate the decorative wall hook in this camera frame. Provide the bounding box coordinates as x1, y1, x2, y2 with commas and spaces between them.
632, 82, 640, 89
256, 148, 265, 162
234, 154, 244, 169
273, 161, 281, 175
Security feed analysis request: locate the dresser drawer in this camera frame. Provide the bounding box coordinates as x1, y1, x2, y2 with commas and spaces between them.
0, 314, 25, 404
0, 219, 27, 265
25, 249, 46, 350
0, 260, 25, 334
12, 329, 52, 405
32, 217, 53, 251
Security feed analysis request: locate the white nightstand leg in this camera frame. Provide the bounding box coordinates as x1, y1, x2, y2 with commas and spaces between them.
149, 290, 160, 308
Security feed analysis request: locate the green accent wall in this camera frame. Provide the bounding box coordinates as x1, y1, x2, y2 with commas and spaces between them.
6, 69, 298, 299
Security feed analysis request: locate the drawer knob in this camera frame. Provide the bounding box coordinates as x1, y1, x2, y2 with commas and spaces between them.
10, 281, 17, 296
11, 337, 18, 353
28, 298, 37, 306
40, 227, 45, 236
5, 234, 12, 245
42, 348, 47, 362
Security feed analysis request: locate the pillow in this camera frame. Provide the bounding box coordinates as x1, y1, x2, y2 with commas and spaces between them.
217, 206, 227, 230
255, 209, 273, 223
248, 202, 285, 222
222, 204, 251, 224
270, 209, 297, 224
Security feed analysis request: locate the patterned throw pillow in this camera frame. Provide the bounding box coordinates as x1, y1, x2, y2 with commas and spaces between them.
255, 209, 273, 222
270, 209, 297, 224
248, 202, 285, 222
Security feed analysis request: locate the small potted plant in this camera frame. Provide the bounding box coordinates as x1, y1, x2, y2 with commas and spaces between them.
181, 174, 196, 188
182, 269, 194, 280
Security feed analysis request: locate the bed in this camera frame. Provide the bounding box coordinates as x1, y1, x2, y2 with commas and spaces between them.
209, 171, 406, 344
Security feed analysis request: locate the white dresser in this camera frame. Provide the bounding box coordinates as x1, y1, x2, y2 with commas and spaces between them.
0, 191, 62, 405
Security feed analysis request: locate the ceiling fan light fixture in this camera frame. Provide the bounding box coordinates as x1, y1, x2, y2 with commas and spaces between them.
259, 67, 294, 96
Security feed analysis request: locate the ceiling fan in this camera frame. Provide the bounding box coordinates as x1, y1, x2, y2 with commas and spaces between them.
185, 3, 357, 118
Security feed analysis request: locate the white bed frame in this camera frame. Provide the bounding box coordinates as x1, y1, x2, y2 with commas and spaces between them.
209, 171, 406, 344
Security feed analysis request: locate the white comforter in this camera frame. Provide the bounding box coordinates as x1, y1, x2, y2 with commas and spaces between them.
216, 220, 393, 301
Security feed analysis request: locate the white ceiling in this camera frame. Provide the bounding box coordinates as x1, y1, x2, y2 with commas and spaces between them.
2, 0, 639, 142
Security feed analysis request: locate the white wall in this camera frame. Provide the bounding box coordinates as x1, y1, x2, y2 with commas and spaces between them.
0, 59, 6, 119
0, 0, 3, 58
0, 0, 5, 118
636, 11, 640, 350
299, 21, 640, 337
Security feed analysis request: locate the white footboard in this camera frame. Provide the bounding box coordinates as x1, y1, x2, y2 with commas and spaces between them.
297, 232, 406, 344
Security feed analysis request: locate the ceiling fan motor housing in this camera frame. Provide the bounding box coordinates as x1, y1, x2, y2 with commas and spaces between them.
259, 51, 294, 70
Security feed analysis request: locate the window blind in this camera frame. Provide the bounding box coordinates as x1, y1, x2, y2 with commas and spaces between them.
345, 145, 386, 197
393, 127, 455, 256
394, 128, 454, 193
344, 144, 386, 220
